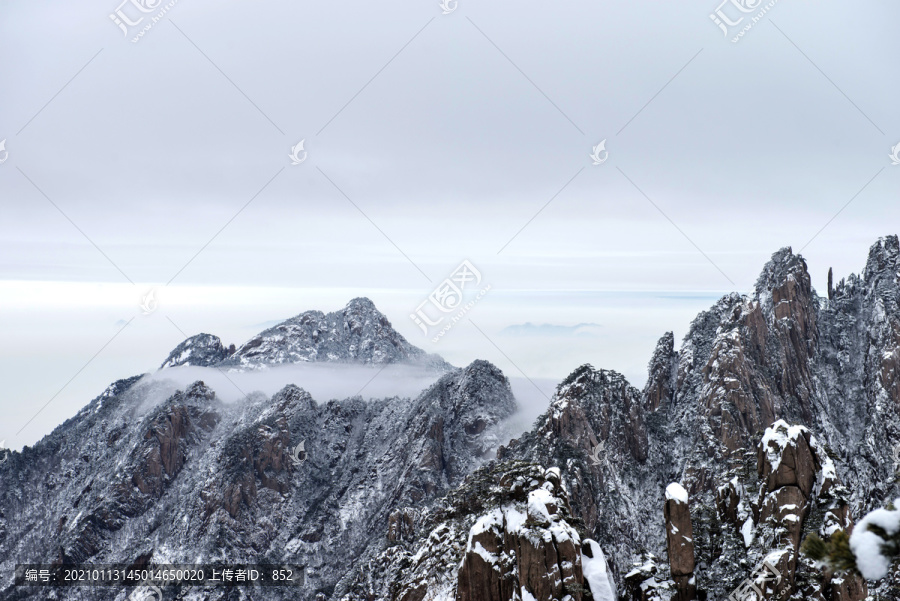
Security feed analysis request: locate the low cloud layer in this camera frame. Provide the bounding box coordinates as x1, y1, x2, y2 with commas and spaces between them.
137, 362, 557, 449
143, 362, 447, 405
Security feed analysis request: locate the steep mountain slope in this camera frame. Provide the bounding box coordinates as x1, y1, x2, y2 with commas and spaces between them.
0, 361, 514, 600
0, 299, 499, 600
339, 236, 900, 601
2, 237, 898, 601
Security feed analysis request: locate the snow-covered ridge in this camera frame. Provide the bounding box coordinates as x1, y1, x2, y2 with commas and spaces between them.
160, 297, 452, 373
3, 236, 900, 601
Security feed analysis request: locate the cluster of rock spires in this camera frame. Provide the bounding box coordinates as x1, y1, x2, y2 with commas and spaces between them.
0, 236, 898, 600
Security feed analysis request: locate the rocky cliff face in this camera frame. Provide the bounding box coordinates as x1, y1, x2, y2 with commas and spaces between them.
0, 358, 514, 600
494, 365, 657, 581
339, 462, 616, 601
455, 467, 588, 601
427, 236, 899, 600
2, 236, 899, 601
750, 420, 867, 601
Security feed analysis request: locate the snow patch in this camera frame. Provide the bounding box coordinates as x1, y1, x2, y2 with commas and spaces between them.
470, 509, 503, 537
665, 482, 688, 504
849, 498, 900, 580
505, 506, 528, 534
582, 539, 616, 601
549, 522, 578, 545
761, 420, 807, 473
527, 488, 554, 523
471, 542, 499, 566
741, 518, 754, 547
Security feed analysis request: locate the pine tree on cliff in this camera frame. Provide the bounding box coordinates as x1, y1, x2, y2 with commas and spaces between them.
803, 499, 900, 580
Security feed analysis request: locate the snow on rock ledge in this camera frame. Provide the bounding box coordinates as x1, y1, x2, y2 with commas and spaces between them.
751, 420, 867, 600
456, 466, 607, 601
665, 482, 689, 504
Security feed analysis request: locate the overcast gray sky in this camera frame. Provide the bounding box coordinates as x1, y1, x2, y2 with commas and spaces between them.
1, 0, 898, 449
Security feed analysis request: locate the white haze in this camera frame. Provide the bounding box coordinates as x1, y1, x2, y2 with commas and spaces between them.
142, 363, 448, 405
505, 377, 559, 441
133, 363, 558, 445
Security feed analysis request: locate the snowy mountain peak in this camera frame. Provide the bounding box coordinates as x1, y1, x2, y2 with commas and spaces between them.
162, 298, 452, 372
343, 296, 378, 312
557, 364, 633, 400
160, 333, 232, 369
418, 360, 516, 441
753, 246, 811, 300
864, 234, 899, 283
456, 358, 509, 389
8, 239, 900, 601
